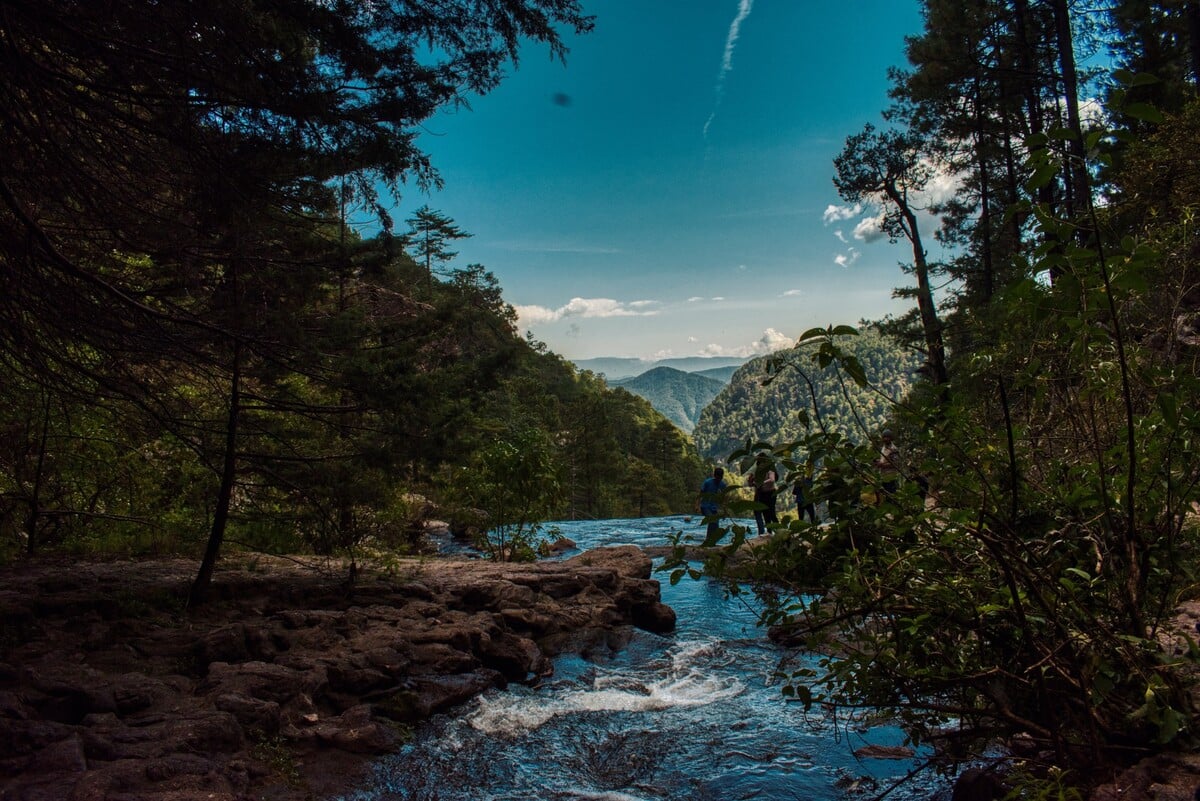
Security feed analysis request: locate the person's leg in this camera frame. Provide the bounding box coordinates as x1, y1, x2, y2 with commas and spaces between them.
706, 517, 722, 541
753, 509, 766, 536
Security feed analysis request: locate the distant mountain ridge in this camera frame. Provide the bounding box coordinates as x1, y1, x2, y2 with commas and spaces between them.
608, 367, 725, 433
571, 355, 747, 381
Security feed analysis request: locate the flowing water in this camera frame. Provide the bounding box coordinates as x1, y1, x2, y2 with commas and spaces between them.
339, 517, 947, 801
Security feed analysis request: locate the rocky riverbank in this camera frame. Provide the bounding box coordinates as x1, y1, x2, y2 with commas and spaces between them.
0, 546, 675, 801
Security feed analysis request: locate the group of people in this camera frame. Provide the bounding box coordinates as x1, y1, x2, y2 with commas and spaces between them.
697, 451, 815, 538
697, 429, 922, 538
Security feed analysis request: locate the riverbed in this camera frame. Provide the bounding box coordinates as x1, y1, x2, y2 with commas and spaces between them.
339, 516, 947, 801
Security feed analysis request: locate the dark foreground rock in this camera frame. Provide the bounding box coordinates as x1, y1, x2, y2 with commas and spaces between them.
0, 546, 675, 800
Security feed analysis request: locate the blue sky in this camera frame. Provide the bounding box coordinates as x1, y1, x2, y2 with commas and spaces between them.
381, 1, 944, 361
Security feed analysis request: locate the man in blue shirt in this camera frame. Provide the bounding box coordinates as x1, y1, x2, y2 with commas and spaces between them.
698, 467, 727, 542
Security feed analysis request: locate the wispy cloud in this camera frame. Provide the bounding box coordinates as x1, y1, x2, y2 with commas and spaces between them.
781, 289, 802, 297
687, 296, 705, 303
822, 203, 863, 224
703, 0, 756, 141
515, 297, 661, 326
835, 248, 861, 268
699, 327, 792, 358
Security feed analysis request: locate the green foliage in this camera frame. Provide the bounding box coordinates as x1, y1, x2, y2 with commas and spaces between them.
464, 428, 559, 562
696, 89, 1200, 786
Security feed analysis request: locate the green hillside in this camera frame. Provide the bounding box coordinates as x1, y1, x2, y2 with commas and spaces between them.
692, 330, 922, 461
692, 365, 740, 383
610, 366, 725, 433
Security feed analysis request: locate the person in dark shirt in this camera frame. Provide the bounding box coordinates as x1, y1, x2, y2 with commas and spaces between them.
698, 467, 727, 541
748, 452, 778, 536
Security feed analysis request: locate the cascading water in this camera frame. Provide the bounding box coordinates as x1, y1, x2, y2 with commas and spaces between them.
338, 517, 947, 801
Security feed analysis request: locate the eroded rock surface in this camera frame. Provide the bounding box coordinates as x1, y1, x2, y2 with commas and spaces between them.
0, 546, 674, 800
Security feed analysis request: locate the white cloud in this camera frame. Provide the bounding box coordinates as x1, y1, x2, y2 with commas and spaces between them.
514, 297, 662, 326
834, 229, 848, 243
687, 296, 705, 303
687, 336, 698, 343
781, 289, 802, 297
699, 327, 793, 358
823, 203, 863, 224
703, 0, 756, 140
853, 215, 887, 243
711, 296, 725, 301
920, 160, 961, 206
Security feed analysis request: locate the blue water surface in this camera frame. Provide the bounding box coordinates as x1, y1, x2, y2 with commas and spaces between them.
338, 517, 947, 801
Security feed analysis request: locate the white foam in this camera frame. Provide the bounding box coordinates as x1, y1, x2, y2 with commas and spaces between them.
467, 638, 745, 735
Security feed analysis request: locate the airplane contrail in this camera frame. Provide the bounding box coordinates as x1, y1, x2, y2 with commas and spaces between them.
703, 0, 756, 141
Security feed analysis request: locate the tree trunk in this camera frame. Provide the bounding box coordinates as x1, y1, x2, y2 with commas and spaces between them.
889, 186, 948, 386
188, 338, 242, 608
1187, 1, 1200, 90
23, 393, 51, 553
1050, 0, 1088, 221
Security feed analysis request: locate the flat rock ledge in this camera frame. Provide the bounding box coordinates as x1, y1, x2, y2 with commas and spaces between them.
0, 546, 675, 801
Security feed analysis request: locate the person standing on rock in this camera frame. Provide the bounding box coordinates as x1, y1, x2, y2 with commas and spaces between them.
698, 467, 727, 542
748, 452, 778, 536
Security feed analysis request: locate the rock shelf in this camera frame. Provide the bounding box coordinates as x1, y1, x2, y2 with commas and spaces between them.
0, 546, 675, 800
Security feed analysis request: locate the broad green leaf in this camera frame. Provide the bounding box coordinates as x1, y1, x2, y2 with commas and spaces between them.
1124, 103, 1164, 123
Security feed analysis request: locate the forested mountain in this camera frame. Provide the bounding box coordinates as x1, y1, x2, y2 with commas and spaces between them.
692, 330, 921, 461
609, 366, 725, 433
572, 356, 747, 380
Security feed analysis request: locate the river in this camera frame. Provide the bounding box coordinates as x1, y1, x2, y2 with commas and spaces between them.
337, 516, 948, 801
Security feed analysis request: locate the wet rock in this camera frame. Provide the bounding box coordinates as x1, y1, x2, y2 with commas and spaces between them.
852, 744, 915, 760
309, 704, 396, 754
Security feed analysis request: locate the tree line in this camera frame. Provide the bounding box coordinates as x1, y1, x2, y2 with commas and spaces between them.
0, 0, 705, 603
